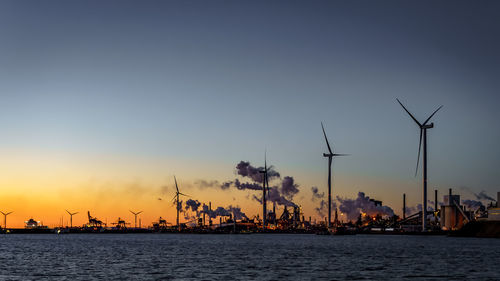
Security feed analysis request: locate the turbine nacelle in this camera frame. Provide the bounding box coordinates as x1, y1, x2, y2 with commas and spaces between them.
422, 123, 434, 129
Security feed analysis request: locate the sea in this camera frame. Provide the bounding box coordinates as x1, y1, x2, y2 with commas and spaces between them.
0, 234, 499, 280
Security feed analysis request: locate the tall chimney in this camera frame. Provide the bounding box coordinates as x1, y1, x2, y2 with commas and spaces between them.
209, 202, 212, 226
449, 188, 452, 205
434, 189, 438, 211
403, 193, 406, 219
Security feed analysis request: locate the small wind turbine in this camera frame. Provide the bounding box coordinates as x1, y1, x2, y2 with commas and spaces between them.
172, 176, 189, 231
129, 210, 143, 228
396, 98, 443, 232
65, 210, 79, 228
321, 122, 348, 227
0, 211, 13, 229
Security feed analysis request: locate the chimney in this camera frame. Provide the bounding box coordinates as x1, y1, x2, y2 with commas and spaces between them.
403, 193, 406, 219
449, 188, 452, 205
434, 189, 438, 211
209, 202, 212, 226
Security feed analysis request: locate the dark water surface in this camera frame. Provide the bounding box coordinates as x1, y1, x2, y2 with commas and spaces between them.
0, 234, 499, 280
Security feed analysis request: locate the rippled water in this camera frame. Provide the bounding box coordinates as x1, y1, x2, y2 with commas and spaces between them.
0, 234, 499, 280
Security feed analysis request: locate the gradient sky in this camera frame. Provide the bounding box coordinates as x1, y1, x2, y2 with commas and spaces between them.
1, 1, 499, 227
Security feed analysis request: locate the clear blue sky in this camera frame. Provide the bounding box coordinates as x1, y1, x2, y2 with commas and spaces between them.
1, 1, 499, 217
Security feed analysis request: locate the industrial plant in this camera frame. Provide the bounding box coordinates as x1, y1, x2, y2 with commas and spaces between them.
1, 100, 499, 237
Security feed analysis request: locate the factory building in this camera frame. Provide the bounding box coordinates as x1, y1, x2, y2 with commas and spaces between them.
441, 189, 471, 231
486, 192, 500, 221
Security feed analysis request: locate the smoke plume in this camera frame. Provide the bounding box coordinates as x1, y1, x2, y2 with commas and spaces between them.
462, 199, 484, 210
280, 176, 299, 199
311, 186, 325, 201
235, 161, 280, 183
336, 192, 394, 221
185, 199, 201, 213
474, 191, 495, 201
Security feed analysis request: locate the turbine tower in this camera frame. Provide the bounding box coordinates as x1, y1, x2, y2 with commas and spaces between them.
397, 98, 443, 232
321, 122, 348, 228
259, 152, 271, 230
65, 210, 79, 228
129, 210, 143, 228
173, 176, 188, 231
0, 211, 13, 229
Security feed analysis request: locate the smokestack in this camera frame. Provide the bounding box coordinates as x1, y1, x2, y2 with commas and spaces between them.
403, 193, 406, 219
497, 192, 500, 208
435, 189, 438, 211
209, 202, 212, 226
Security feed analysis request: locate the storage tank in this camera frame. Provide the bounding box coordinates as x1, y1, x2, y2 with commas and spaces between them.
441, 191, 467, 230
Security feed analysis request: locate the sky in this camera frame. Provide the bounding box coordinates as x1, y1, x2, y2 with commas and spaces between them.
0, 0, 499, 227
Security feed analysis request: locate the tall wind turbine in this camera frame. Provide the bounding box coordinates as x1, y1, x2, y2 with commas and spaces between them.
172, 176, 188, 231
0, 211, 13, 229
65, 210, 79, 228
321, 122, 348, 227
397, 98, 443, 232
130, 210, 143, 228
259, 152, 271, 230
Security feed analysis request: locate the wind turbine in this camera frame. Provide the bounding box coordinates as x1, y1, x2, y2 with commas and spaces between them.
259, 152, 271, 230
0, 211, 13, 229
65, 210, 79, 228
397, 98, 443, 232
172, 176, 188, 231
129, 210, 143, 228
321, 122, 348, 228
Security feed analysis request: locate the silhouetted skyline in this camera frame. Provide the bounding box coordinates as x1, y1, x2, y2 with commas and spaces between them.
0, 1, 499, 227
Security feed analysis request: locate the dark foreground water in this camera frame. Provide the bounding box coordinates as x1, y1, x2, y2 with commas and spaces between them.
0, 234, 499, 280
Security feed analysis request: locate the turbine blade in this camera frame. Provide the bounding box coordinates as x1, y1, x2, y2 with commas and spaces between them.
415, 129, 423, 177
138, 211, 143, 215
321, 122, 333, 154
333, 154, 350, 156
178, 193, 189, 197
422, 105, 443, 126
171, 195, 177, 202
65, 210, 70, 215
397, 98, 422, 127
174, 176, 179, 193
